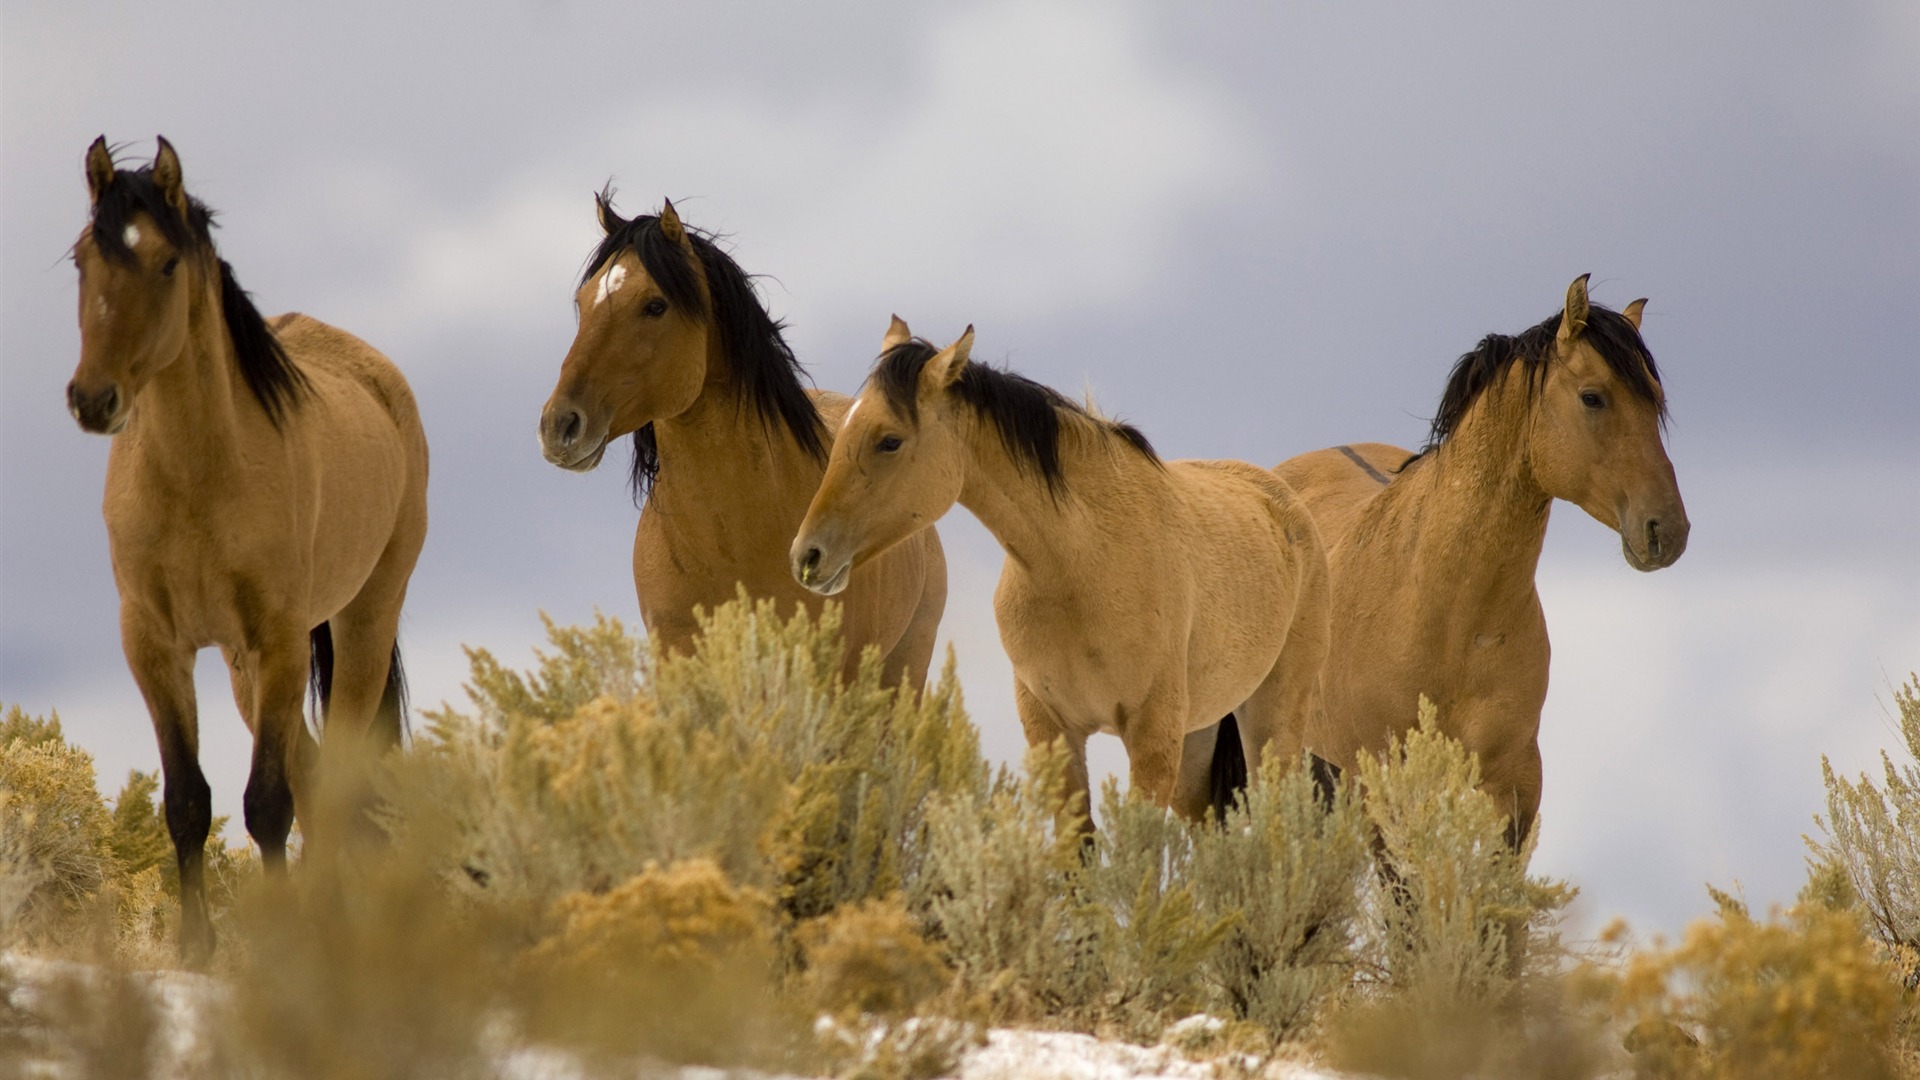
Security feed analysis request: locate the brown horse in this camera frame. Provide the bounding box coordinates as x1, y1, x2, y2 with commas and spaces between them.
793, 319, 1330, 821
539, 196, 946, 689
66, 137, 429, 963
1274, 275, 1687, 842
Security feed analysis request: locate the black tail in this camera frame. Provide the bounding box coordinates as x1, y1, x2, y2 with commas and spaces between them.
1309, 752, 1343, 810
1208, 713, 1250, 822
307, 622, 409, 748
308, 622, 334, 727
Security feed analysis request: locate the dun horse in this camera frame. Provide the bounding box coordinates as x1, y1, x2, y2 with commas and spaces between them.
539, 198, 946, 688
1274, 275, 1687, 842
793, 319, 1330, 820
66, 137, 429, 962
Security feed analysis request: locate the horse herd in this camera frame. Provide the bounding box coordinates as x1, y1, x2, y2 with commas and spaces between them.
64, 137, 1689, 963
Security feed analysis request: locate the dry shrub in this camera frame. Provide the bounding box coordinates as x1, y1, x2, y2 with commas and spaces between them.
1188, 754, 1372, 1041
797, 893, 949, 1018
222, 857, 516, 1080
518, 858, 797, 1068
1356, 696, 1574, 1003
1611, 888, 1907, 1079
384, 597, 987, 925
0, 704, 114, 940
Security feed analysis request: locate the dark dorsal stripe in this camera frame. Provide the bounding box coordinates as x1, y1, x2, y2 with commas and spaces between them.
1423, 305, 1664, 454
1337, 445, 1393, 486
870, 338, 1159, 499
583, 193, 826, 506
90, 164, 310, 427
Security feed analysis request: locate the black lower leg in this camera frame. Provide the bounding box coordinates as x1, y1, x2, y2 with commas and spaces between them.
160, 737, 215, 965
244, 729, 297, 870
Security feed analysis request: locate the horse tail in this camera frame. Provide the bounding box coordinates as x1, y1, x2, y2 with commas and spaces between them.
308, 622, 335, 725
376, 640, 409, 748
1208, 713, 1250, 822
1308, 752, 1343, 810
305, 623, 408, 747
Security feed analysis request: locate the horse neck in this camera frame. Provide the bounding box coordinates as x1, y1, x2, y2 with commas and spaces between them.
121, 267, 248, 471
649, 333, 818, 516
1401, 373, 1553, 615
955, 412, 1142, 575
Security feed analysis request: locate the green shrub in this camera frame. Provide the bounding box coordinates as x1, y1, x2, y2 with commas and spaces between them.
1355, 696, 1574, 1005
1188, 754, 1372, 1040
921, 741, 1101, 1022
384, 597, 987, 926
1813, 674, 1920, 987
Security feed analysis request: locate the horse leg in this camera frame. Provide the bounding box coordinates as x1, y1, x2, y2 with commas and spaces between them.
1119, 684, 1188, 810
1013, 679, 1092, 835
241, 627, 311, 872
121, 615, 214, 966
1172, 722, 1220, 820
879, 531, 948, 694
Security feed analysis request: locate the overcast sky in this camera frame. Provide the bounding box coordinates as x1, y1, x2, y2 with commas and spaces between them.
3, 1, 1916, 939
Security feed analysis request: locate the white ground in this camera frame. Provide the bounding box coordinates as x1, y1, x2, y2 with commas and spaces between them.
3, 952, 1353, 1080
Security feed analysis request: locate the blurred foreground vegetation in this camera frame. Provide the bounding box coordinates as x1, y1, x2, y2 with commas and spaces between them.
2, 600, 1916, 1078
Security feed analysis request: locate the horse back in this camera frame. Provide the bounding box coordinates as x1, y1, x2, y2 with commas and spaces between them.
1272, 442, 1415, 550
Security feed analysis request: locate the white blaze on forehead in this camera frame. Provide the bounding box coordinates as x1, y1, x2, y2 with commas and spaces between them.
593, 263, 627, 307
122, 224, 141, 248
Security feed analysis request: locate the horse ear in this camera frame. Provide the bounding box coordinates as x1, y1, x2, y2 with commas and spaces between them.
659, 197, 688, 246
1557, 273, 1591, 344
152, 136, 189, 220
595, 191, 626, 236
923, 325, 975, 391
1622, 297, 1647, 330
86, 136, 114, 205
882, 314, 913, 352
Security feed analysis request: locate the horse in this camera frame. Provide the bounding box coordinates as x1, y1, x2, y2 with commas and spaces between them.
792, 319, 1331, 822
1273, 275, 1688, 843
65, 137, 429, 964
538, 196, 946, 689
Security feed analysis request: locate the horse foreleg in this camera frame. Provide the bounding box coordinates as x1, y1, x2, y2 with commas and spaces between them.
1013, 679, 1092, 837
1120, 684, 1188, 811
878, 531, 947, 694
122, 615, 214, 966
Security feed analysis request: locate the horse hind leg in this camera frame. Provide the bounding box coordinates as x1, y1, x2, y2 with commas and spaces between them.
123, 616, 215, 966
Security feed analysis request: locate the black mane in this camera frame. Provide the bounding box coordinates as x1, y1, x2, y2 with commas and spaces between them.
582, 194, 826, 505
1424, 305, 1664, 453
871, 338, 1158, 498
89, 164, 309, 427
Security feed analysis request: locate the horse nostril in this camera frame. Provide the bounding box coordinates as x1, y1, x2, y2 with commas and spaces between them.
1646, 520, 1662, 558
101, 386, 119, 418
799, 547, 823, 584
560, 410, 582, 446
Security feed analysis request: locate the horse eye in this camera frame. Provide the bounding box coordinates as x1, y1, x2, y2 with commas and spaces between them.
1579, 391, 1605, 410
877, 434, 903, 453
641, 297, 668, 318
160, 257, 179, 278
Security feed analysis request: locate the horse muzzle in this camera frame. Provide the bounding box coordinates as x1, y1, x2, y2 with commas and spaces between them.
67, 380, 125, 435
538, 404, 608, 472
1621, 512, 1689, 572
791, 539, 852, 597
